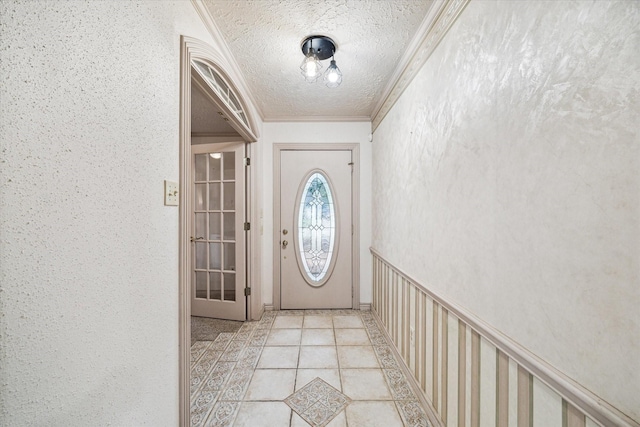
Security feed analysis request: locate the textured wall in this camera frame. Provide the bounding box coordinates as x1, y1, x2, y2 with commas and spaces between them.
260, 122, 372, 307
373, 0, 639, 420
0, 1, 223, 425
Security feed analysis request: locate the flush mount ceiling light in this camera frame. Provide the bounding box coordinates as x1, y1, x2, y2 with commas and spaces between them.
300, 35, 342, 88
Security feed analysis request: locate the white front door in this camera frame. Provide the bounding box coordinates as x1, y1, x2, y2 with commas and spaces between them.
191, 142, 246, 321
279, 149, 353, 309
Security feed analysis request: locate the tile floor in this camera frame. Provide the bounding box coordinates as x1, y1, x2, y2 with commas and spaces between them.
190, 310, 431, 427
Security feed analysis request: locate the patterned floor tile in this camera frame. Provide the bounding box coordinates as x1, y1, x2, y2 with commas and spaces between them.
396, 401, 431, 427
191, 341, 213, 364
233, 329, 252, 342
373, 345, 401, 369
384, 368, 416, 400
203, 401, 241, 427
219, 369, 253, 401
199, 361, 236, 394
191, 391, 219, 427
235, 346, 262, 370
248, 329, 269, 346
220, 340, 245, 362
239, 322, 257, 332
285, 377, 350, 427
191, 351, 223, 396
210, 333, 234, 351
191, 311, 433, 426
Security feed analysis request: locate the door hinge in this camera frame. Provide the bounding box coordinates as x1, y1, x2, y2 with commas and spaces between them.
244, 222, 251, 231
244, 157, 251, 166
244, 287, 251, 296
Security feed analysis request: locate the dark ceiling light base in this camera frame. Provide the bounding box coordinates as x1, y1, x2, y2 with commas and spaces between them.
301, 35, 337, 60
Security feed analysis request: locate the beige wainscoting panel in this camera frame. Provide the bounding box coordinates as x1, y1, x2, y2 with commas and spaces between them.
458, 320, 467, 427
497, 350, 510, 427
369, 250, 636, 427
564, 401, 586, 427
518, 366, 533, 427
532, 377, 563, 427
470, 330, 481, 427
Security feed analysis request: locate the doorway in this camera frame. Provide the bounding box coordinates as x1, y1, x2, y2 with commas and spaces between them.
273, 144, 361, 310
179, 36, 259, 427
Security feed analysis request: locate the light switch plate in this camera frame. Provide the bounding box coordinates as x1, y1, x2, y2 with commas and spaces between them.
164, 180, 178, 206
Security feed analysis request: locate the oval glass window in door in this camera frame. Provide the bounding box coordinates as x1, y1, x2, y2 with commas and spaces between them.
297, 172, 336, 284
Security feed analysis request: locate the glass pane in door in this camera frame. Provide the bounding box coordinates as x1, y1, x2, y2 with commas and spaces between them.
209, 242, 221, 270
224, 243, 235, 271
195, 154, 207, 181
223, 212, 235, 240
223, 273, 235, 301
209, 213, 221, 240
297, 172, 336, 283
195, 184, 206, 210
195, 242, 207, 269
210, 272, 221, 300
209, 183, 221, 210
209, 154, 221, 180
223, 152, 235, 180
195, 272, 207, 299
195, 213, 206, 239
223, 182, 235, 210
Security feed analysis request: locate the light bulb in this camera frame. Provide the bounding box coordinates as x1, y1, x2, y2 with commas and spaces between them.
305, 61, 317, 77
323, 59, 342, 88
300, 52, 322, 82
210, 152, 221, 159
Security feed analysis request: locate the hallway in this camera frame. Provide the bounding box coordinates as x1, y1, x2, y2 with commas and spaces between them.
190, 310, 430, 427
2, 1, 638, 425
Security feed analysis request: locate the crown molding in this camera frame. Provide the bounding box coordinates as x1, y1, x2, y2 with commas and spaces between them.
191, 0, 265, 123
370, 0, 469, 132
262, 115, 371, 123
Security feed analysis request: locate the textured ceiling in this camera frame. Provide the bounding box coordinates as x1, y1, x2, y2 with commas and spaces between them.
203, 0, 434, 120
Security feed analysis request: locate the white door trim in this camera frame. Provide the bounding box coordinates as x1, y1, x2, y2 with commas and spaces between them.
273, 143, 360, 311
179, 35, 261, 427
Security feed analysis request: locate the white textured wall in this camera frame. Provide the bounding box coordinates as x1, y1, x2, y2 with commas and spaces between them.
0, 1, 229, 425
373, 0, 639, 421
260, 122, 372, 307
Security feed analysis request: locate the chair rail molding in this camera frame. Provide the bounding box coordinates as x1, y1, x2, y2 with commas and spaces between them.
370, 247, 639, 427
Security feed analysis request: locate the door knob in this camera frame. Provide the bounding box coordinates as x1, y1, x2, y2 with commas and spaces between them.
282, 240, 288, 249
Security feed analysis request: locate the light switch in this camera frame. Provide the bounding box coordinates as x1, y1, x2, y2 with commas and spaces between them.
164, 180, 179, 206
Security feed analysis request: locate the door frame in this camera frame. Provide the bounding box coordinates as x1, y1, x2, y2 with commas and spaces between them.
272, 143, 360, 311
179, 35, 260, 427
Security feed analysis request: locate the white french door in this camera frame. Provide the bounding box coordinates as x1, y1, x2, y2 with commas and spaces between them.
279, 149, 353, 309
191, 142, 245, 321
